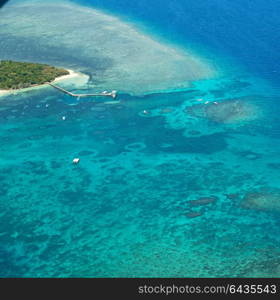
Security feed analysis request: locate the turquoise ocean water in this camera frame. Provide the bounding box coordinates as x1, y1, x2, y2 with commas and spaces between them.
0, 0, 280, 277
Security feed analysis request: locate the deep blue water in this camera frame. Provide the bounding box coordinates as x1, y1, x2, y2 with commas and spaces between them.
0, 0, 280, 277
76, 0, 280, 84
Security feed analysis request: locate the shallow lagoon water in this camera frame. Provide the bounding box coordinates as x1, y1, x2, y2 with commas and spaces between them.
0, 0, 280, 277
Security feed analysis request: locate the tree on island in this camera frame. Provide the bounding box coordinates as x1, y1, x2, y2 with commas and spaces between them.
0, 60, 69, 90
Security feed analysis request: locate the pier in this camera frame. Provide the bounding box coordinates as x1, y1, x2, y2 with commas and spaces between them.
48, 83, 117, 99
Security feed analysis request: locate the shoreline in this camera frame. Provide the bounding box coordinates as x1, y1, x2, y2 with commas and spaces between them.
0, 69, 87, 97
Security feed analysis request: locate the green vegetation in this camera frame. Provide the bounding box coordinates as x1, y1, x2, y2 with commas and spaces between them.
0, 60, 69, 90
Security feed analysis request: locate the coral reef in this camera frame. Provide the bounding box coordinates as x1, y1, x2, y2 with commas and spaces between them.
242, 189, 280, 212
187, 98, 260, 124
188, 196, 217, 206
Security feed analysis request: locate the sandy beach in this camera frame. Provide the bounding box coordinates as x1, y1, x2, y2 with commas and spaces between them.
0, 69, 88, 97
52, 69, 80, 83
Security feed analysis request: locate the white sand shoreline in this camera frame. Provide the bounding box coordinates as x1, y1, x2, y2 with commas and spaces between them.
0, 69, 87, 97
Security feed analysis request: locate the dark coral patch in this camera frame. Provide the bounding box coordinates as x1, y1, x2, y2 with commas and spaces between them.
24, 161, 49, 175
237, 150, 263, 160
145, 127, 228, 154
225, 193, 238, 200
50, 160, 62, 169
78, 150, 96, 156
267, 163, 280, 170
188, 130, 201, 136
188, 196, 217, 206
0, 185, 8, 197
186, 211, 203, 218
57, 190, 96, 205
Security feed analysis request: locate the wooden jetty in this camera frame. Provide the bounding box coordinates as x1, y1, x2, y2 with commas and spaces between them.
48, 83, 117, 99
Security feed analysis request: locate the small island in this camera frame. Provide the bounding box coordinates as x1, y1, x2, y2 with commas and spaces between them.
0, 60, 69, 90
0, 60, 117, 99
